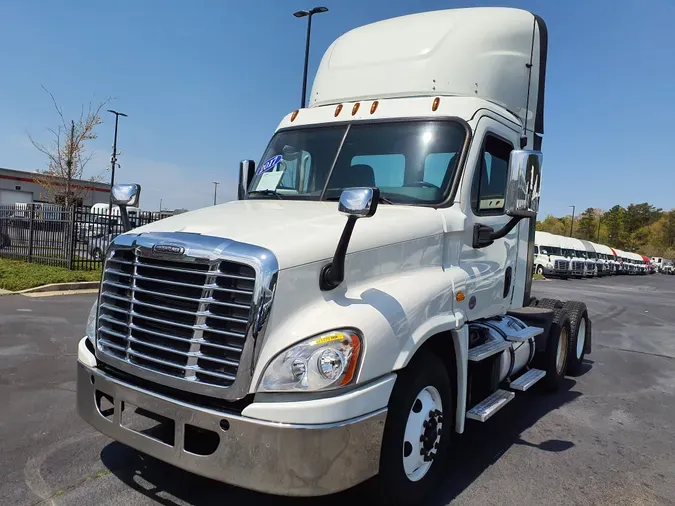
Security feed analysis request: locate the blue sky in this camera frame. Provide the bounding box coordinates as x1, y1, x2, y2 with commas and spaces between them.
1, 0, 673, 215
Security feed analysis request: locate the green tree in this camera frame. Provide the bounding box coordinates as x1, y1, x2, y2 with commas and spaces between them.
624, 203, 662, 234
577, 208, 598, 240
603, 205, 625, 246
661, 211, 675, 249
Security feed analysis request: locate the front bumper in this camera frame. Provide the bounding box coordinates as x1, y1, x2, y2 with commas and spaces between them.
77, 360, 387, 496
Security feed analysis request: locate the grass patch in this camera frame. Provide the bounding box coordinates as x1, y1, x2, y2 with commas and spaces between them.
0, 258, 101, 291
533, 272, 546, 280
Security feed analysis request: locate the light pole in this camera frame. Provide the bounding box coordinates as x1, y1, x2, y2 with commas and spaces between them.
294, 6, 329, 108
107, 110, 127, 234
569, 205, 576, 237
213, 181, 219, 205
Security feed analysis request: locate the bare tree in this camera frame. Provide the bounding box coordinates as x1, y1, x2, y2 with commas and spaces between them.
28, 86, 111, 207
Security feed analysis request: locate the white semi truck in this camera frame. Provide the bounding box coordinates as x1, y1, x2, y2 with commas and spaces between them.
77, 8, 593, 504
559, 235, 586, 279
533, 231, 569, 278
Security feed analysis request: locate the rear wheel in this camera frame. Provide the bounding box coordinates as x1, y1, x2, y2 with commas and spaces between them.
563, 301, 590, 375
374, 350, 453, 506
535, 308, 571, 391
534, 297, 563, 310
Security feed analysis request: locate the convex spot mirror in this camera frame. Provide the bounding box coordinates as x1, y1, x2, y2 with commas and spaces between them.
504, 150, 542, 217
338, 187, 380, 218
111, 184, 141, 207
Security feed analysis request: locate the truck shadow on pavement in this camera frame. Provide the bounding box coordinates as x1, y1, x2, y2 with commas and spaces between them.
100, 379, 582, 506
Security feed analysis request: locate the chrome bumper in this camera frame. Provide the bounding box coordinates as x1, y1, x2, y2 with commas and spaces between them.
77, 362, 386, 496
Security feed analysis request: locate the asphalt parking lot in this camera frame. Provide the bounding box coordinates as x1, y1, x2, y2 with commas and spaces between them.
1, 275, 674, 505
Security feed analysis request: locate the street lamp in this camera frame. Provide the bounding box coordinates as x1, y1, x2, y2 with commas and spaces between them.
107, 109, 127, 233
294, 6, 329, 108
569, 205, 576, 237
213, 181, 220, 206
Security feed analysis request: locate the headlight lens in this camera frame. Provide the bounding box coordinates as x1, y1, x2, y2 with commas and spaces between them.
85, 301, 97, 343
260, 330, 362, 392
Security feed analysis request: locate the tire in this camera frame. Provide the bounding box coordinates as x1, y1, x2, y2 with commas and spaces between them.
373, 349, 454, 506
536, 265, 544, 275
534, 297, 563, 310
563, 301, 590, 376
536, 308, 571, 391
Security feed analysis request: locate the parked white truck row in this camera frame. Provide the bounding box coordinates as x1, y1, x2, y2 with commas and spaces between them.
535, 231, 653, 277
77, 8, 595, 505
650, 257, 675, 275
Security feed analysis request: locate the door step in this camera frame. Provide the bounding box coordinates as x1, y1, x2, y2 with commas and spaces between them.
506, 326, 544, 342
466, 389, 515, 422
509, 368, 546, 391
468, 340, 510, 361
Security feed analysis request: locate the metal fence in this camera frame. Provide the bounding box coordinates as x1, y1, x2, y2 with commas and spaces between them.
0, 203, 165, 270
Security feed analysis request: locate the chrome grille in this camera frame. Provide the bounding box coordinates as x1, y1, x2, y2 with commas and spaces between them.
554, 260, 569, 270
572, 260, 584, 270
96, 247, 256, 388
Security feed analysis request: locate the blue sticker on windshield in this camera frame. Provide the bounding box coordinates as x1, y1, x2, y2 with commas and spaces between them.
256, 155, 282, 175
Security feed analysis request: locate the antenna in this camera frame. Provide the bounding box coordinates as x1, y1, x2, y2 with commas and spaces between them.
522, 17, 537, 149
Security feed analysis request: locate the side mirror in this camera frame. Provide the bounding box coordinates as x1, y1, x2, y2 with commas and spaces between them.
238, 160, 255, 200
504, 150, 542, 217
320, 187, 380, 290
110, 183, 141, 233
111, 184, 141, 207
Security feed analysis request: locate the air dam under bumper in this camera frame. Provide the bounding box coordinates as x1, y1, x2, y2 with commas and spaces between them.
77, 362, 387, 496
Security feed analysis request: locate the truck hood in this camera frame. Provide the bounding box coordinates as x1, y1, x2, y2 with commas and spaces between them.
130, 200, 444, 269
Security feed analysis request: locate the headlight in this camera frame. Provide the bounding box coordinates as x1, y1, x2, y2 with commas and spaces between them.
85, 301, 97, 343
259, 329, 362, 392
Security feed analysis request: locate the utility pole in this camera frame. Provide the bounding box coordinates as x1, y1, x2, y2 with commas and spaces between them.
213, 181, 219, 206
107, 110, 128, 234
569, 205, 576, 237
66, 120, 75, 208
294, 7, 329, 108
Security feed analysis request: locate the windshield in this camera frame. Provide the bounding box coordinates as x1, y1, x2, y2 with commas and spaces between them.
248, 120, 466, 205
540, 246, 562, 255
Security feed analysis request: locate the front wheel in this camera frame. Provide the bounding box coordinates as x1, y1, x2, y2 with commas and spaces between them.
536, 265, 544, 275
373, 350, 453, 505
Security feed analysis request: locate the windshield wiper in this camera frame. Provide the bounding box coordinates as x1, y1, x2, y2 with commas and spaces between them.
248, 189, 283, 199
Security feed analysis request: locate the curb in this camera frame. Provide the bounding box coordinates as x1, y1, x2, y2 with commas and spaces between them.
16, 281, 100, 295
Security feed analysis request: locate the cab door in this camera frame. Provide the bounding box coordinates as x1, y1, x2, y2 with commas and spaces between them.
458, 116, 520, 320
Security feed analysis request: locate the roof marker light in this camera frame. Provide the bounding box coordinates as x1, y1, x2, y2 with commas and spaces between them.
290, 109, 299, 122
351, 102, 360, 116
432, 97, 440, 112
370, 101, 379, 114
334, 104, 343, 117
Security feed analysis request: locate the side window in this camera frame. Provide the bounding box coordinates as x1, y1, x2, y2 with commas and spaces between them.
351, 154, 405, 187
470, 135, 513, 215
534, 246, 539, 255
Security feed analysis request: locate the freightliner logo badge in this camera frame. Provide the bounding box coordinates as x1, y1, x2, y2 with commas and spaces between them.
152, 244, 185, 256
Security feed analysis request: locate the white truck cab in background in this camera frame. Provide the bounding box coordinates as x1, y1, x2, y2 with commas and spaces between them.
534, 231, 569, 278
77, 8, 593, 505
